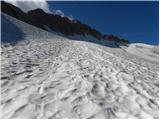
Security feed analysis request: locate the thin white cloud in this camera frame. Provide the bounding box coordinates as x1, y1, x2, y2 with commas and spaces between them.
52, 10, 74, 20
4, 0, 50, 13
52, 10, 64, 17
67, 15, 74, 21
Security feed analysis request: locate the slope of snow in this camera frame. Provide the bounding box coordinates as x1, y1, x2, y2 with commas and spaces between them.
120, 43, 159, 63
68, 34, 117, 48
1, 13, 159, 119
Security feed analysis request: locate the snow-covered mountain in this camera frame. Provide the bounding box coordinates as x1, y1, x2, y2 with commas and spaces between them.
1, 11, 159, 119
1, 1, 102, 40
1, 1, 129, 44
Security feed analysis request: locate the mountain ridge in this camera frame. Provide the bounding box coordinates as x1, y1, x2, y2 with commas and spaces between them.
1, 1, 129, 44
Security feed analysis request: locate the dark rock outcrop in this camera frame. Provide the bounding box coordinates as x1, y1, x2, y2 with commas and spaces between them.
103, 34, 129, 44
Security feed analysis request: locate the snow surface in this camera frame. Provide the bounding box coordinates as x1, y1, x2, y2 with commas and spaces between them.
0, 13, 159, 119
120, 43, 159, 63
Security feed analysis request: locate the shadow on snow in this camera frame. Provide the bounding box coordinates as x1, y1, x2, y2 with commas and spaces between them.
1, 14, 25, 44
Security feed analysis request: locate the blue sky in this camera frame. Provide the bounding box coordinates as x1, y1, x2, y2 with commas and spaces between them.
48, 1, 159, 45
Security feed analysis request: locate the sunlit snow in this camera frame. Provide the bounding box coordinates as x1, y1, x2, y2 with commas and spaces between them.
1, 13, 159, 119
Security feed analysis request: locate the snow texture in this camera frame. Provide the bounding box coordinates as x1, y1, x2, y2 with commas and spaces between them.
0, 13, 159, 119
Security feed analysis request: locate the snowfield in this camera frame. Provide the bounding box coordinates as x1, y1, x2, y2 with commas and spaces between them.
120, 43, 159, 63
1, 13, 159, 119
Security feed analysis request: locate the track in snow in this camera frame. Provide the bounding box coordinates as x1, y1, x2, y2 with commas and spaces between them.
1, 13, 159, 119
